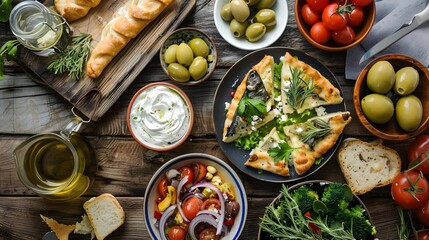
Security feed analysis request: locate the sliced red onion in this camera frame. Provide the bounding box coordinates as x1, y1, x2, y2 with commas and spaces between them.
188, 214, 229, 240
197, 209, 221, 219
159, 204, 176, 240
190, 182, 225, 235
170, 178, 179, 189
177, 176, 190, 222
182, 192, 206, 204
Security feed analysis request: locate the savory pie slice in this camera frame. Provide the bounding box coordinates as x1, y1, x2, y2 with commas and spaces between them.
283, 111, 351, 175
244, 128, 290, 176
281, 52, 343, 114
222, 55, 275, 143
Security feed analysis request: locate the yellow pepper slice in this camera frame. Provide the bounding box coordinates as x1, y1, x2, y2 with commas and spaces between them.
158, 186, 176, 212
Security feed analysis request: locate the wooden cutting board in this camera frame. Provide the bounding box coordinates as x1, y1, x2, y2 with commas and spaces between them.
14, 0, 196, 121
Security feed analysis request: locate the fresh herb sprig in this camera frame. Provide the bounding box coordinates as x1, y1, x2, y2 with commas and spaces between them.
268, 142, 294, 163
301, 119, 331, 144
237, 92, 267, 122
0, 40, 20, 80
285, 66, 316, 110
47, 33, 92, 81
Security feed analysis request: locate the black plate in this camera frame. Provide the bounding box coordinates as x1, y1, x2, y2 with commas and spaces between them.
213, 47, 346, 183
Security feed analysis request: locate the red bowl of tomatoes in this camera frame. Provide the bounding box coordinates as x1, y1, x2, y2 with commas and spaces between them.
143, 153, 248, 240
295, 0, 376, 51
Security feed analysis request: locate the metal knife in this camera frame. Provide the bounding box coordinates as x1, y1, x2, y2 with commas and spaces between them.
359, 3, 429, 64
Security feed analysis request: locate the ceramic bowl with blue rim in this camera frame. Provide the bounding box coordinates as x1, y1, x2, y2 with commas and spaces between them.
143, 153, 248, 239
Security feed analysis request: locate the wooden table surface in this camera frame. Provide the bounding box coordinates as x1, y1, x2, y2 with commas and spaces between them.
0, 0, 424, 239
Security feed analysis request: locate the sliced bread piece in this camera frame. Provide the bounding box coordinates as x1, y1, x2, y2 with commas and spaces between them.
83, 193, 125, 240
337, 138, 401, 195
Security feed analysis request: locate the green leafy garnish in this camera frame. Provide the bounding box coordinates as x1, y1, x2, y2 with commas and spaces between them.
268, 142, 294, 163
47, 33, 92, 81
301, 119, 331, 144
0, 0, 12, 22
0, 40, 20, 80
273, 61, 283, 99
285, 66, 316, 110
314, 156, 324, 165
237, 92, 267, 122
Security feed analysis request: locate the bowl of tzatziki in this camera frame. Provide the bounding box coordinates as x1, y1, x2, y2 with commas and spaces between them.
127, 82, 194, 151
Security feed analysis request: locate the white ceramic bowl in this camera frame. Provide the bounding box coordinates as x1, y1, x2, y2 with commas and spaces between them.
144, 153, 248, 239
213, 0, 288, 50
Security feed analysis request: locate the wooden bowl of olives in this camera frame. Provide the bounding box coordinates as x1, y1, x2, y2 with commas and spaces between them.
353, 54, 429, 140
295, 0, 375, 51
160, 28, 217, 86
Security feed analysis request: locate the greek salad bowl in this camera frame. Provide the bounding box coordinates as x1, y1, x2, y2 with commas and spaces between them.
258, 180, 376, 240
144, 153, 248, 240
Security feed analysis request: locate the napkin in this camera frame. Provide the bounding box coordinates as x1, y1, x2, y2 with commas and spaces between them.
345, 0, 429, 80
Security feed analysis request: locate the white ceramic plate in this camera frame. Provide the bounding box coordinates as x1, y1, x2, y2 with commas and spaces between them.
213, 0, 288, 50
143, 153, 248, 240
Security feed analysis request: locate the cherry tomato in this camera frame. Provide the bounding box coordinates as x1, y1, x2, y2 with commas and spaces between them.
199, 227, 220, 240
306, 0, 330, 12
322, 3, 349, 31
415, 201, 429, 227
351, 0, 373, 7
182, 197, 204, 220
168, 226, 187, 240
158, 177, 168, 199
391, 171, 429, 209
201, 198, 222, 211
154, 210, 162, 220
408, 135, 429, 174
409, 230, 429, 240
332, 25, 355, 45
179, 166, 195, 184
310, 22, 330, 44
302, 4, 321, 25
192, 163, 207, 183
224, 217, 235, 226
348, 6, 364, 27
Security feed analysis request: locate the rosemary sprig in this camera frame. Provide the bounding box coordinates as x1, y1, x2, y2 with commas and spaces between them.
397, 207, 410, 240
47, 33, 92, 81
284, 66, 316, 110
301, 119, 331, 144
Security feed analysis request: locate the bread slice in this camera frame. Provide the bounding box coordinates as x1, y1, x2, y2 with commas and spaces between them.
337, 138, 401, 195
83, 193, 125, 240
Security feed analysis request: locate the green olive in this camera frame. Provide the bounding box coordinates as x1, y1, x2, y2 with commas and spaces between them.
361, 93, 394, 124
244, 0, 260, 5
176, 43, 194, 67
255, 0, 276, 10
188, 38, 209, 58
366, 60, 395, 94
396, 95, 422, 132
230, 0, 250, 23
189, 56, 208, 81
245, 23, 266, 42
164, 44, 178, 64
394, 66, 420, 96
230, 19, 249, 38
167, 63, 190, 82
220, 3, 233, 21
254, 9, 276, 27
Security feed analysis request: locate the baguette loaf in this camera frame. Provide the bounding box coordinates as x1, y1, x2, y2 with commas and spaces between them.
83, 193, 125, 240
86, 0, 174, 78
337, 138, 401, 195
54, 0, 102, 22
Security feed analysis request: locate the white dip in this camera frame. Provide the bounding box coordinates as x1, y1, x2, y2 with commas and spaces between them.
130, 85, 191, 148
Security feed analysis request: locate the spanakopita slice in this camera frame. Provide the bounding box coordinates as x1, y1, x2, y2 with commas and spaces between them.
281, 52, 343, 114
223, 55, 275, 143
283, 111, 351, 175
245, 128, 290, 177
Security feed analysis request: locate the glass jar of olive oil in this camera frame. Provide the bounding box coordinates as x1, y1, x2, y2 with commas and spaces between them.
9, 1, 70, 56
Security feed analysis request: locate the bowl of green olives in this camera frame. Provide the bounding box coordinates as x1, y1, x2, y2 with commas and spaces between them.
214, 0, 288, 50
353, 54, 429, 140
160, 28, 217, 86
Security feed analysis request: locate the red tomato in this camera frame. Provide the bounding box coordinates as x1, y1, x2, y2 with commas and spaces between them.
348, 6, 364, 27
310, 22, 331, 44
179, 166, 195, 184
168, 226, 187, 240
415, 201, 429, 227
306, 0, 330, 12
158, 177, 168, 199
409, 230, 429, 240
199, 227, 220, 240
332, 25, 355, 45
391, 171, 429, 209
201, 198, 222, 211
322, 3, 349, 30
408, 135, 429, 174
351, 0, 373, 7
182, 197, 204, 220
302, 4, 321, 25
192, 163, 207, 183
